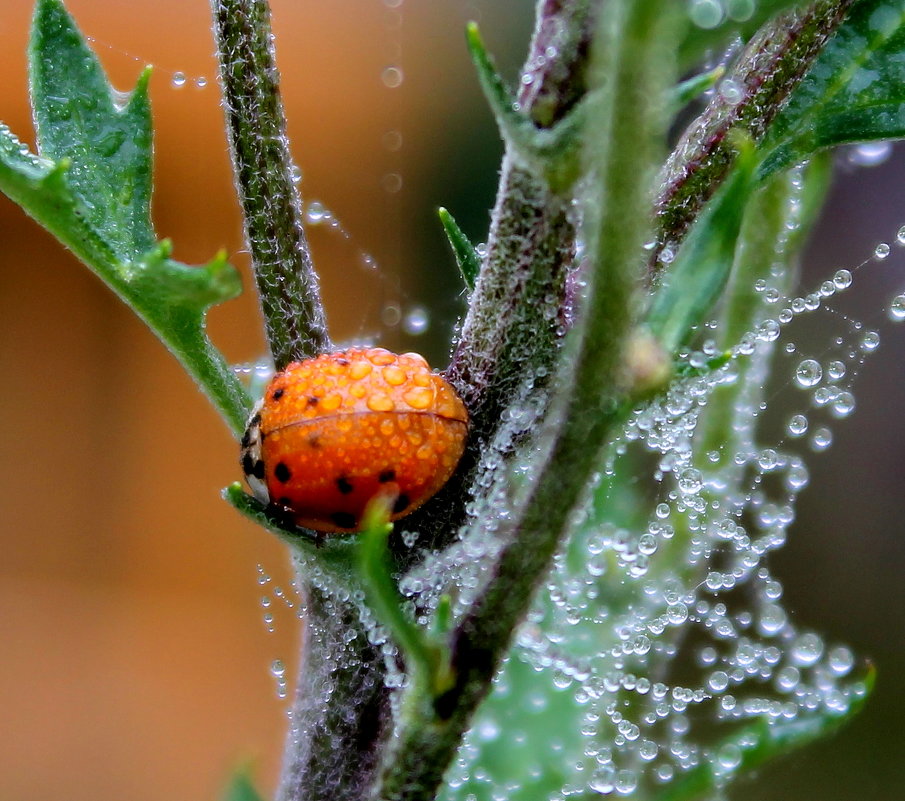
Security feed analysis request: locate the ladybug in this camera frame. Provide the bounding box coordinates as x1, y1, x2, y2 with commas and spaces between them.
240, 348, 468, 533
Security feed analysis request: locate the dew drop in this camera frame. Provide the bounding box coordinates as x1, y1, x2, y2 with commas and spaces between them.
847, 141, 892, 166
889, 294, 905, 321
828, 646, 855, 676
306, 201, 327, 224
831, 391, 855, 419
833, 269, 853, 290
171, 71, 187, 88
403, 305, 430, 335
791, 632, 824, 667
726, 0, 755, 21
860, 330, 880, 352
786, 414, 808, 437
874, 242, 891, 260
716, 743, 742, 770
382, 129, 403, 151
382, 172, 403, 193
794, 359, 822, 388
381, 66, 404, 88
677, 468, 703, 495
689, 0, 724, 29
810, 427, 833, 451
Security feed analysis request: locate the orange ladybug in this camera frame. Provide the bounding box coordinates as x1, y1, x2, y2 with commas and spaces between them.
240, 348, 468, 533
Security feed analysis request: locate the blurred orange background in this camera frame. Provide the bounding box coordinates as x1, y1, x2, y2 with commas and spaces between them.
1, 2, 904, 801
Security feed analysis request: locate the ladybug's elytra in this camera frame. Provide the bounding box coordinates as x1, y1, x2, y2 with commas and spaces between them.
241, 348, 468, 533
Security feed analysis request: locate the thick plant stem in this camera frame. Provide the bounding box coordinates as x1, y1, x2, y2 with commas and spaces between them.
447, 0, 593, 444
277, 584, 392, 801
211, 0, 330, 370
651, 0, 854, 275
377, 3, 678, 799
404, 0, 595, 562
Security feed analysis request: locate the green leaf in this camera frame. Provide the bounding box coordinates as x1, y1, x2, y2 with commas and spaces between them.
465, 21, 586, 192
761, 0, 905, 176
650, 665, 876, 801
222, 767, 266, 801
438, 207, 481, 290
647, 136, 759, 352
0, 0, 251, 434
31, 0, 153, 260
669, 66, 725, 115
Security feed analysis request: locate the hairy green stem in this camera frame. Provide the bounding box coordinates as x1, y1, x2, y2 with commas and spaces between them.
377, 3, 678, 798
447, 0, 593, 442
651, 0, 854, 275
277, 584, 392, 801
211, 0, 330, 370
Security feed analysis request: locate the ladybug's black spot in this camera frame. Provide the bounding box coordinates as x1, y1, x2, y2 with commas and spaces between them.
393, 494, 410, 514
253, 459, 266, 480
331, 512, 357, 529
307, 434, 321, 449
336, 476, 354, 494
272, 388, 285, 401
307, 396, 319, 407
276, 496, 293, 508
275, 462, 292, 483
242, 453, 255, 476
378, 469, 396, 483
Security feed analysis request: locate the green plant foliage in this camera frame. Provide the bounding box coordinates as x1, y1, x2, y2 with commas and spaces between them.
465, 22, 586, 192
761, 0, 905, 176
0, 0, 251, 434
647, 138, 759, 352
30, 0, 154, 259
438, 207, 481, 291
223, 768, 266, 801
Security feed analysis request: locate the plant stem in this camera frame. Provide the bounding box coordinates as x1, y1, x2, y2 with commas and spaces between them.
377, 3, 679, 798
277, 584, 392, 801
211, 0, 330, 370
651, 0, 854, 275
447, 0, 593, 445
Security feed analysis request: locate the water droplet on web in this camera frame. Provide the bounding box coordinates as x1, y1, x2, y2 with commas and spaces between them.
382, 303, 402, 327
794, 359, 822, 388
860, 330, 880, 352
833, 269, 853, 290
847, 141, 892, 167
874, 242, 891, 260
403, 305, 430, 335
381, 66, 404, 88
194, 76, 208, 89
271, 658, 288, 698
726, 0, 755, 21
382, 172, 403, 193
889, 294, 905, 321
171, 71, 187, 88
810, 426, 833, 451
688, 0, 724, 29
786, 414, 808, 437
382, 129, 403, 151
828, 646, 855, 676
306, 201, 327, 224
290, 164, 303, 184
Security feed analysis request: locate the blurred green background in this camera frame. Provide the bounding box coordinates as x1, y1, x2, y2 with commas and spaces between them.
0, 2, 903, 800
